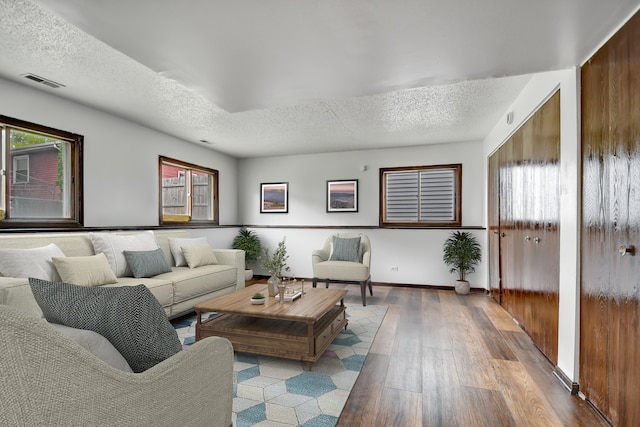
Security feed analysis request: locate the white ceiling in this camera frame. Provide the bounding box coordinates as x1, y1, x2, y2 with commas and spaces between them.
0, 0, 639, 158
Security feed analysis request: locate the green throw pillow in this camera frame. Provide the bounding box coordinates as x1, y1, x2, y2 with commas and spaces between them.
123, 248, 172, 278
28, 278, 181, 373
329, 236, 361, 262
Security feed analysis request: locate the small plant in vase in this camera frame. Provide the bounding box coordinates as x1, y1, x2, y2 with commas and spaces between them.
260, 237, 291, 296
442, 231, 482, 295
250, 292, 265, 305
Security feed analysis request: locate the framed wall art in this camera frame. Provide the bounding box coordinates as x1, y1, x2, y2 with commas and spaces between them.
260, 182, 288, 213
327, 179, 358, 212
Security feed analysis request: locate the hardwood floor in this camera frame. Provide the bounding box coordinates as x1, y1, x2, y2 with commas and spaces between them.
329, 284, 607, 427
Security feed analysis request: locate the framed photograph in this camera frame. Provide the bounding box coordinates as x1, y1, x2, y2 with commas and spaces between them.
260, 182, 288, 213
327, 179, 358, 212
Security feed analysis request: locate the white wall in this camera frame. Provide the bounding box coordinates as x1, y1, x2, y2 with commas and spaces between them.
0, 77, 239, 227
237, 226, 487, 288
238, 141, 487, 287
482, 68, 581, 382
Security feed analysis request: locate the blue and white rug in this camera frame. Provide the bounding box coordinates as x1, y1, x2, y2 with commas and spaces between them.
172, 304, 387, 427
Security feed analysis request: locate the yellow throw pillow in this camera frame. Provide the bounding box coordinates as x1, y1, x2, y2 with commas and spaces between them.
181, 244, 218, 268
52, 253, 118, 286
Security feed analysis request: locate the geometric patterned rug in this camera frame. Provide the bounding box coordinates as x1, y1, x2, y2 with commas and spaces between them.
171, 304, 387, 427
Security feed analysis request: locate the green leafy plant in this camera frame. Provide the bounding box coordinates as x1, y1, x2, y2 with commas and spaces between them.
251, 292, 265, 299
260, 237, 290, 278
232, 228, 262, 269
442, 231, 482, 281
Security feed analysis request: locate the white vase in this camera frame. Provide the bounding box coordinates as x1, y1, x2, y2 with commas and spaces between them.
267, 273, 280, 297
244, 269, 253, 281
455, 280, 470, 295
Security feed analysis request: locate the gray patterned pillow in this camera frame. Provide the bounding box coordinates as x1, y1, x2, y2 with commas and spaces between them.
28, 278, 181, 373
329, 236, 361, 262
123, 248, 172, 278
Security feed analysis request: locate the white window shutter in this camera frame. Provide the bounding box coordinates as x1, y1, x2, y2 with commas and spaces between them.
420, 169, 455, 221
386, 171, 419, 221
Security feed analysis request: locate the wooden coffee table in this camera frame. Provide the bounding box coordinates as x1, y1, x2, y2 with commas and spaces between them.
194, 284, 348, 370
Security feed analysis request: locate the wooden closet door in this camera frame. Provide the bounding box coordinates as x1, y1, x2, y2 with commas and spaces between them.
499, 135, 517, 317
529, 92, 560, 364
519, 118, 536, 336
580, 10, 640, 425
492, 92, 560, 365
488, 149, 502, 302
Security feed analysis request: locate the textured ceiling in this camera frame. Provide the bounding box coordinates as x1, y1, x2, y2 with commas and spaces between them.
0, 0, 639, 158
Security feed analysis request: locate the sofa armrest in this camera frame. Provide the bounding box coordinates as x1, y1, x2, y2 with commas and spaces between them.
312, 249, 329, 265
212, 248, 245, 290
362, 249, 371, 268
0, 304, 233, 427
0, 277, 43, 317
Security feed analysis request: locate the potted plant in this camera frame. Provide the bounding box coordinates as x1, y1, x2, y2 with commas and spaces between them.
250, 292, 266, 305
232, 228, 262, 281
442, 231, 482, 295
260, 237, 291, 296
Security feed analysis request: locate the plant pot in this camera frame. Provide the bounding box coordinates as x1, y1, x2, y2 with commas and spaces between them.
244, 269, 253, 281
454, 280, 470, 295
250, 297, 265, 305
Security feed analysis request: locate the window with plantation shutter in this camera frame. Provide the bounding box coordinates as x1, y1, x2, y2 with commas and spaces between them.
380, 164, 461, 227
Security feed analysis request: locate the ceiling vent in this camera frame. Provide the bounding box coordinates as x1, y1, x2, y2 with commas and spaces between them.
21, 73, 65, 89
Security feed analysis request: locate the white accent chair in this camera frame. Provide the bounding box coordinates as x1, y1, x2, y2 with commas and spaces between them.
311, 233, 372, 305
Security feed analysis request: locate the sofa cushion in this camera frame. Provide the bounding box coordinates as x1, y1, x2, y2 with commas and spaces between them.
0, 243, 65, 281
123, 248, 172, 278
313, 260, 370, 281
156, 265, 237, 304
181, 244, 218, 268
0, 278, 45, 317
89, 231, 158, 277
29, 278, 182, 373
168, 237, 208, 267
102, 277, 174, 311
52, 253, 118, 287
50, 323, 133, 372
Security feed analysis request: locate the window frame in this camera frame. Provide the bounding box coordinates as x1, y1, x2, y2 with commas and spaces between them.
379, 163, 462, 228
159, 156, 219, 226
0, 115, 83, 229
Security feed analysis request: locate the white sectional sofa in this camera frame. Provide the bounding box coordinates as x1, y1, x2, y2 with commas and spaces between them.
0, 229, 244, 318
0, 229, 239, 425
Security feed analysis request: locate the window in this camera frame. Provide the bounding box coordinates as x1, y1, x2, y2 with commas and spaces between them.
159, 156, 218, 225
380, 164, 461, 227
12, 155, 29, 183
0, 115, 83, 227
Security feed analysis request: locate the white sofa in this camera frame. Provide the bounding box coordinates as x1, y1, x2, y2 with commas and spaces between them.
0, 229, 244, 318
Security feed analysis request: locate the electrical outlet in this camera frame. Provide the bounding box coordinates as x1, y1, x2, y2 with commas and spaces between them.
390, 266, 398, 272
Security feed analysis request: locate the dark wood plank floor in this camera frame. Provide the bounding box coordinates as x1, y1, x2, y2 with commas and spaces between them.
329, 284, 607, 427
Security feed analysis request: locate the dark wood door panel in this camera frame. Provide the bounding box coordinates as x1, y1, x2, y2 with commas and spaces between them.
580, 9, 640, 426
491, 91, 561, 365
498, 137, 516, 315
580, 53, 612, 416
488, 150, 502, 302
